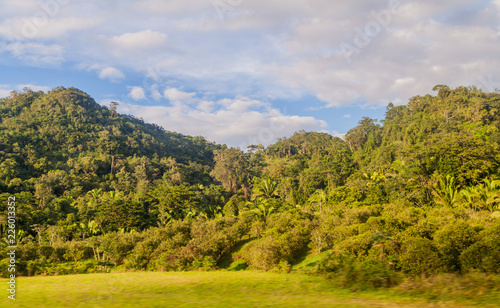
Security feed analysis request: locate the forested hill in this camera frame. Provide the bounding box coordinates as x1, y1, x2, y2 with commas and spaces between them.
1, 86, 500, 220
1, 85, 500, 282
0, 87, 220, 195
341, 85, 500, 206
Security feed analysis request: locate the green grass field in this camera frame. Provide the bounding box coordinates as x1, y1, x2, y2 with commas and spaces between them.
1, 271, 498, 308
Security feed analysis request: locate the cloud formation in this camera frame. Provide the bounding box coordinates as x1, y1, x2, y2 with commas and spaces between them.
2, 0, 498, 106
1, 0, 499, 146
109, 87, 327, 148
128, 86, 146, 100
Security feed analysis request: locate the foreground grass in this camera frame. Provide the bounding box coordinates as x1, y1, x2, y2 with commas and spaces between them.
2, 271, 498, 308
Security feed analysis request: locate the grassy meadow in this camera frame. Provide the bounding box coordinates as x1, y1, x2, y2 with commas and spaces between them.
2, 271, 499, 308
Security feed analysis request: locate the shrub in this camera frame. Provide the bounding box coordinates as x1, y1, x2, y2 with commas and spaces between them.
240, 211, 312, 270
50, 244, 69, 262
64, 241, 94, 261
398, 236, 445, 276
239, 238, 281, 271
223, 195, 244, 216
309, 211, 343, 254
39, 246, 54, 258
122, 229, 166, 270
0, 258, 13, 278
433, 221, 481, 272
191, 256, 217, 271
329, 224, 359, 245
351, 259, 400, 289
335, 232, 372, 260
460, 223, 500, 273
403, 216, 439, 240
341, 206, 381, 225
189, 216, 246, 261
17, 241, 38, 260
99, 231, 144, 266
272, 260, 291, 273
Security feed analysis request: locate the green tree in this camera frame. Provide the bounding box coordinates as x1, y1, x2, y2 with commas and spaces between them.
210, 148, 251, 194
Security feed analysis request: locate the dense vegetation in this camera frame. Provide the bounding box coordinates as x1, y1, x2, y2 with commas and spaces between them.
1, 86, 500, 293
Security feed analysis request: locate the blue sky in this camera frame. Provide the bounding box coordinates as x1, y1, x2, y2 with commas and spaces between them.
1, 0, 499, 148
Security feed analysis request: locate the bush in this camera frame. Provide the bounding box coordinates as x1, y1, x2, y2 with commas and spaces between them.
50, 244, 69, 261
239, 238, 281, 271
272, 260, 291, 273
329, 224, 359, 245
403, 216, 439, 239
309, 211, 343, 254
39, 246, 54, 258
341, 206, 380, 225
433, 221, 481, 272
146, 221, 193, 271
240, 211, 311, 270
189, 216, 246, 261
460, 223, 500, 273
64, 241, 94, 261
122, 229, 165, 270
335, 232, 372, 259
191, 256, 217, 271
17, 241, 38, 260
17, 259, 112, 276
399, 236, 445, 276
99, 231, 144, 266
351, 259, 400, 289
0, 258, 14, 278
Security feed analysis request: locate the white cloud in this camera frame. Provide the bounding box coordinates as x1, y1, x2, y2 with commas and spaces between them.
164, 88, 196, 103
131, 0, 210, 15
331, 130, 346, 140
0, 0, 40, 18
0, 85, 12, 98
108, 88, 327, 148
107, 30, 168, 54
0, 17, 101, 40
1, 0, 500, 137
343, 114, 351, 118
0, 42, 64, 65
128, 87, 146, 100
150, 85, 163, 100
99, 67, 125, 82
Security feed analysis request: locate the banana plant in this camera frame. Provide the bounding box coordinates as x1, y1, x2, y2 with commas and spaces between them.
248, 198, 275, 222
432, 175, 459, 207
251, 178, 279, 200
475, 179, 500, 212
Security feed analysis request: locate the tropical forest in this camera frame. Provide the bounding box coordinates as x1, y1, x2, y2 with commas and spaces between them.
1, 86, 500, 306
